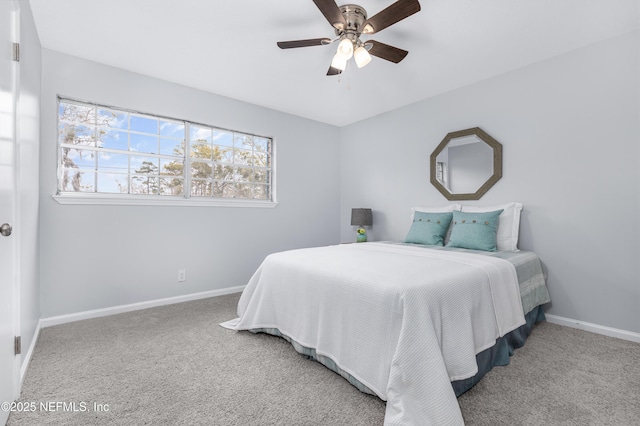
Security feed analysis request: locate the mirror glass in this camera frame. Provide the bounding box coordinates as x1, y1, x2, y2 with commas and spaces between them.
430, 128, 502, 201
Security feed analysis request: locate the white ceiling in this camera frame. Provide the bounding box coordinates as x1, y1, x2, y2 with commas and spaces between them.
29, 0, 638, 127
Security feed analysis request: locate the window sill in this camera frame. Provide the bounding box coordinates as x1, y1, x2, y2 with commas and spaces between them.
52, 194, 278, 208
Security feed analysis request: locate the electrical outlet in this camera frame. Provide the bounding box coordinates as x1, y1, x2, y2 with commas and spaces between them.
178, 269, 186, 282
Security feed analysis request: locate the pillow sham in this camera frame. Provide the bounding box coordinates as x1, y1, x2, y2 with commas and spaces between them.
461, 202, 523, 251
446, 209, 503, 251
410, 205, 461, 244
404, 211, 453, 246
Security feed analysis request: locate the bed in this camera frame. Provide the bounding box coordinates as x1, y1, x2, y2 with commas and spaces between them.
221, 204, 551, 425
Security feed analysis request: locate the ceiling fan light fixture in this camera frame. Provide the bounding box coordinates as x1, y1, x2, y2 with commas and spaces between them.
354, 45, 372, 68
276, 0, 421, 75
336, 38, 354, 59
331, 52, 348, 71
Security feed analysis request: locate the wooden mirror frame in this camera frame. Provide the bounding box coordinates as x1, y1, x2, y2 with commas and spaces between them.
430, 127, 502, 201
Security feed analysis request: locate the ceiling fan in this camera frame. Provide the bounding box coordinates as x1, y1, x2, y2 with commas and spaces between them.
277, 0, 421, 76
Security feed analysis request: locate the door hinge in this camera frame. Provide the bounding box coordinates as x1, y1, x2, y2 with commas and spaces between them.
14, 336, 21, 355
12, 42, 20, 62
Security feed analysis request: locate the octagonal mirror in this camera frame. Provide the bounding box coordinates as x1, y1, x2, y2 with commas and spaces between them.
430, 127, 502, 201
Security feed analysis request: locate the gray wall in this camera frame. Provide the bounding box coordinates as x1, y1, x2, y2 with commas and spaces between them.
340, 31, 640, 334
17, 0, 41, 368
39, 50, 341, 317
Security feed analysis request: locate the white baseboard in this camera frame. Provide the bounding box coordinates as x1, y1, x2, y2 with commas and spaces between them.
40, 286, 245, 329
545, 314, 640, 343
20, 319, 42, 385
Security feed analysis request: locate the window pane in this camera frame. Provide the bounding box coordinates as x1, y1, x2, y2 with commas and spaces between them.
59, 123, 97, 147
191, 160, 212, 179
222, 183, 235, 198
212, 181, 224, 197
234, 149, 252, 165
191, 143, 213, 160
62, 148, 96, 171
131, 176, 159, 195
253, 169, 268, 183
236, 167, 253, 182
160, 138, 184, 156
97, 108, 127, 129
160, 158, 183, 176
98, 152, 129, 174
254, 137, 269, 152
131, 157, 160, 175
130, 115, 158, 134
234, 133, 252, 149
190, 126, 211, 144
60, 169, 94, 192
252, 152, 268, 168
99, 129, 128, 151
58, 123, 74, 144
253, 184, 268, 200
160, 177, 184, 196
191, 179, 212, 197
234, 183, 252, 198
212, 130, 233, 147
160, 121, 184, 138
214, 146, 234, 163
130, 133, 158, 154
97, 173, 128, 193
213, 164, 233, 181
59, 102, 95, 125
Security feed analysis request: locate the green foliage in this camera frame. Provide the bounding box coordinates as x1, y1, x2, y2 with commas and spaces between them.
132, 161, 159, 194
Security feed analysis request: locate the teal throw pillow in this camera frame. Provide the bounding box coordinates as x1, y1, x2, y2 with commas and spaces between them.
404, 211, 453, 246
446, 209, 504, 251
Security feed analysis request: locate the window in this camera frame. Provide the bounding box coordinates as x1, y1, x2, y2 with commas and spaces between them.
56, 98, 275, 206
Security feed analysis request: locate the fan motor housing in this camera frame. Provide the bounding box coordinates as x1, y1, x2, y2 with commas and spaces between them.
335, 4, 367, 36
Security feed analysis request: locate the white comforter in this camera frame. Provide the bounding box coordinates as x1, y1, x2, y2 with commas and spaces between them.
221, 243, 525, 425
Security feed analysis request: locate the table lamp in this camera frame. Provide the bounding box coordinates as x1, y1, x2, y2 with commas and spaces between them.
351, 208, 372, 242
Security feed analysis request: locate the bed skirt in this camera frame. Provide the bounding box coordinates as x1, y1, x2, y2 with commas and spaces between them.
452, 305, 545, 396
250, 305, 546, 400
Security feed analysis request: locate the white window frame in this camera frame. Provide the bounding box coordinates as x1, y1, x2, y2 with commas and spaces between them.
53, 98, 277, 208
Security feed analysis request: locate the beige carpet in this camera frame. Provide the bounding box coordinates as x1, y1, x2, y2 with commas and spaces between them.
7, 293, 640, 425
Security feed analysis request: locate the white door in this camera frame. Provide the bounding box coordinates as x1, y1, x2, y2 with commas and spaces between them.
0, 1, 19, 424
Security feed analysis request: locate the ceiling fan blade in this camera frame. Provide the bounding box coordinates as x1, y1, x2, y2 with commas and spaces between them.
313, 0, 347, 30
366, 40, 408, 63
277, 38, 332, 49
362, 0, 421, 34
326, 65, 342, 76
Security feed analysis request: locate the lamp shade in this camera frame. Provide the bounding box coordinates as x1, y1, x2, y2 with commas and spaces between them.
331, 52, 348, 71
350, 208, 372, 227
337, 38, 354, 60
354, 46, 372, 68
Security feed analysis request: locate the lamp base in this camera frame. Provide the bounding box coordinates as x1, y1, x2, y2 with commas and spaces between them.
356, 227, 367, 243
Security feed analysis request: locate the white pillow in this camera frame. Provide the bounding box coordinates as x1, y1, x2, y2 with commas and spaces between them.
461, 202, 523, 251
410, 204, 461, 221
